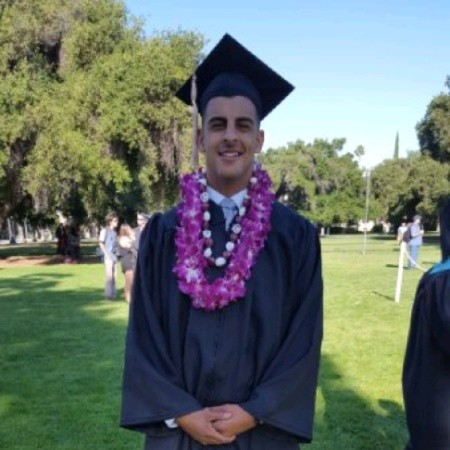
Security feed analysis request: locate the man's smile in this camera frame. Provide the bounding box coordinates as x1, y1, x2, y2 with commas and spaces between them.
218, 150, 242, 158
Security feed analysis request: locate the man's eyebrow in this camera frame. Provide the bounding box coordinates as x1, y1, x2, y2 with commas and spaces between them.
207, 116, 226, 124
206, 115, 256, 125
236, 116, 255, 124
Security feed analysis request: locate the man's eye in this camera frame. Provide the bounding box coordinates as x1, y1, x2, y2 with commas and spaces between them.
210, 121, 225, 129
237, 121, 251, 130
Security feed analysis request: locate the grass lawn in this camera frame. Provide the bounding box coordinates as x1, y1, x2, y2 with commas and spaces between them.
0, 235, 440, 449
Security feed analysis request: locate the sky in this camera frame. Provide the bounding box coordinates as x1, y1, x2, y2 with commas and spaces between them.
124, 0, 450, 168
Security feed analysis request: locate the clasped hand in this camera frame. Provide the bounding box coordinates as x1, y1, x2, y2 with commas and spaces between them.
176, 404, 256, 446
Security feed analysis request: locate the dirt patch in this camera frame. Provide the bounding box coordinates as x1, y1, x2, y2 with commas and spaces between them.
0, 255, 99, 268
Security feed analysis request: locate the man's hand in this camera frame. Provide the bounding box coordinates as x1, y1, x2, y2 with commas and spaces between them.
209, 404, 257, 438
176, 408, 235, 446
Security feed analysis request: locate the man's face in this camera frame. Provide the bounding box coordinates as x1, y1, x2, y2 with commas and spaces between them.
137, 215, 147, 228
198, 95, 264, 196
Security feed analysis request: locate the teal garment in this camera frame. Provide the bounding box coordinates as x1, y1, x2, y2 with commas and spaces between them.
429, 258, 450, 275
403, 259, 450, 449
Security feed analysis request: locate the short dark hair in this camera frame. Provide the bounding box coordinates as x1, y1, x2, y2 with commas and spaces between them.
105, 212, 118, 226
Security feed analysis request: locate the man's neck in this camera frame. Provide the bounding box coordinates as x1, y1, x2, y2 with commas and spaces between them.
207, 186, 247, 208
206, 177, 250, 198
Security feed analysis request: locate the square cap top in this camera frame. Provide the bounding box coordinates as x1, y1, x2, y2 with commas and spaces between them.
175, 33, 294, 120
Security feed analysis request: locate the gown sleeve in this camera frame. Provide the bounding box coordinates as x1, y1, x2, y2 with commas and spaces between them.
240, 219, 323, 442
427, 270, 450, 356
120, 213, 202, 433
402, 266, 450, 449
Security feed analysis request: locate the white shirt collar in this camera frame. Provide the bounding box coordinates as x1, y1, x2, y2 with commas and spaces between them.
207, 186, 247, 209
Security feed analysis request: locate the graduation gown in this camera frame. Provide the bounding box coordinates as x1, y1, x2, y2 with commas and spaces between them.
402, 260, 450, 450
121, 201, 323, 449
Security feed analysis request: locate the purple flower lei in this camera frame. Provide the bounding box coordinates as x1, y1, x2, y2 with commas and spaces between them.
173, 165, 275, 311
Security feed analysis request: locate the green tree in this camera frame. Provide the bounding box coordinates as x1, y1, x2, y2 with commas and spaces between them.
371, 153, 449, 228
0, 0, 204, 227
0, 63, 43, 224
416, 76, 450, 163
354, 144, 365, 163
260, 138, 367, 225
0, 0, 128, 224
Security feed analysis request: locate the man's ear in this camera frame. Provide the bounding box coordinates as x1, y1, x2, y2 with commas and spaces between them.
255, 129, 265, 154
196, 128, 205, 153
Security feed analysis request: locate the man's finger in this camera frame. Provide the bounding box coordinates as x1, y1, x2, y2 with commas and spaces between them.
206, 408, 232, 421
199, 426, 235, 445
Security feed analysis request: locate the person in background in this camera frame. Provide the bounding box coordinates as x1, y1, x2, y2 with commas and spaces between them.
117, 224, 137, 304
99, 212, 118, 300
66, 223, 81, 263
55, 222, 67, 257
134, 212, 150, 252
121, 34, 323, 449
402, 198, 450, 449
397, 220, 408, 245
407, 215, 424, 269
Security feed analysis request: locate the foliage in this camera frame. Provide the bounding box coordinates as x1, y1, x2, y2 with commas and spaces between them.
0, 61, 42, 222
416, 76, 450, 163
0, 1, 448, 232
0, 0, 203, 226
371, 153, 450, 228
260, 138, 367, 225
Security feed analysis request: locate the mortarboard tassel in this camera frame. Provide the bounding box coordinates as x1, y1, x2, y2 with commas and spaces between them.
190, 73, 199, 170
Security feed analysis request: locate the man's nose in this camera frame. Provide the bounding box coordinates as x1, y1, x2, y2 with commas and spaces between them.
223, 124, 237, 141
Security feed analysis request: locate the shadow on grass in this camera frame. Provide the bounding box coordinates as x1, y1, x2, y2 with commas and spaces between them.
0, 241, 98, 261
0, 255, 101, 267
315, 355, 407, 450
369, 234, 397, 242
422, 260, 439, 266
1, 271, 409, 449
371, 290, 395, 302
371, 234, 440, 246
385, 263, 435, 272
0, 271, 141, 450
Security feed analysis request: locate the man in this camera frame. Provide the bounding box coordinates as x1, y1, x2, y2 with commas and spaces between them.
98, 212, 118, 300
55, 222, 67, 257
402, 198, 450, 449
134, 212, 150, 252
121, 34, 323, 449
407, 215, 423, 269
397, 220, 408, 245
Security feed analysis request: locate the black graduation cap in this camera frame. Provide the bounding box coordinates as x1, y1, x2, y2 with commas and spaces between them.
176, 33, 294, 121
